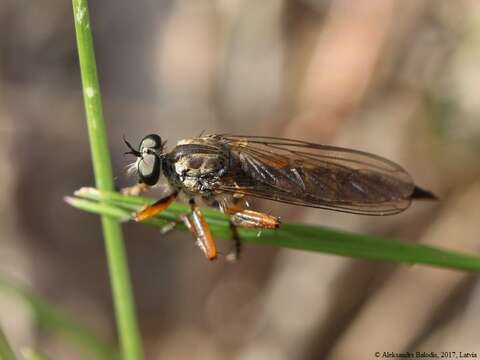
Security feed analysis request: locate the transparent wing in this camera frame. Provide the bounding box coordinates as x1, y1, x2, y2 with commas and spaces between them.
211, 134, 415, 215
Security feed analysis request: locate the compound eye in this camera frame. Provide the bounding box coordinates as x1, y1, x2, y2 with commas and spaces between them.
140, 134, 162, 151
138, 153, 160, 185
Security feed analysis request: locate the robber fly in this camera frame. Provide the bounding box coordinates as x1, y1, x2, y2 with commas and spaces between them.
123, 134, 436, 261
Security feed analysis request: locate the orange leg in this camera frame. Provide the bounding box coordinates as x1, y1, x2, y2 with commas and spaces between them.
133, 193, 216, 260
133, 193, 177, 222
230, 210, 280, 229
221, 198, 280, 229
226, 210, 280, 261
221, 198, 280, 261
159, 200, 217, 261
187, 200, 217, 261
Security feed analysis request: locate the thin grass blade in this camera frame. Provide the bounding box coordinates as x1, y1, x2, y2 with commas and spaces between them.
70, 188, 480, 272
0, 276, 118, 360
0, 325, 15, 360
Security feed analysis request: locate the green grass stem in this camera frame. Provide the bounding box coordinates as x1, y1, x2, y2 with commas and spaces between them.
0, 325, 15, 360
0, 275, 118, 359
71, 1, 143, 359
68, 188, 480, 273
22, 349, 51, 360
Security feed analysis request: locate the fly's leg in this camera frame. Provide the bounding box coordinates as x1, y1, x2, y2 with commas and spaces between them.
186, 199, 217, 260
158, 206, 217, 261
122, 182, 149, 196
133, 192, 177, 222
227, 210, 280, 261
219, 197, 245, 261
135, 195, 217, 260
226, 221, 242, 262
230, 210, 280, 229
159, 217, 184, 235
221, 197, 280, 261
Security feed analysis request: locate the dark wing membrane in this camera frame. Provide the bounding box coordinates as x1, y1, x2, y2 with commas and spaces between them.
211, 134, 415, 215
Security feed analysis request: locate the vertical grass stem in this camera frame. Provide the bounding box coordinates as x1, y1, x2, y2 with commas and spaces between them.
71, 1, 143, 358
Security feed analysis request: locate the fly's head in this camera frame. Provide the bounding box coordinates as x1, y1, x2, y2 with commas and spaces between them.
124, 134, 166, 186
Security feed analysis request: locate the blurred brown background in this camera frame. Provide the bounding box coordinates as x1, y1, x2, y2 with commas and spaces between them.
1, 0, 480, 359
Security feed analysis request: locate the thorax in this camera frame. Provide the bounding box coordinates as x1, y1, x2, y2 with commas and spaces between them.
164, 137, 229, 194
